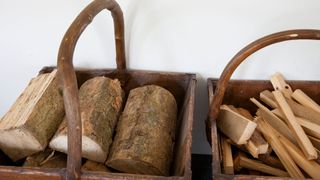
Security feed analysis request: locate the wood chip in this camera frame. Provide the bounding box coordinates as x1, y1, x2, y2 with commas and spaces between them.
270, 73, 292, 98
260, 90, 320, 125
236, 108, 269, 158
273, 90, 317, 160
292, 89, 320, 114
273, 108, 320, 139
279, 132, 320, 179
258, 155, 285, 170
250, 98, 296, 144
216, 105, 257, 145
233, 152, 289, 177
221, 136, 234, 175
260, 90, 278, 109
255, 117, 304, 178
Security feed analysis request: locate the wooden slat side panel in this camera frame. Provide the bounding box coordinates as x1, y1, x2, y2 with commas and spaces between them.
209, 79, 320, 114
0, 166, 64, 180
81, 170, 185, 180
215, 174, 292, 180
0, 166, 185, 180
172, 77, 195, 178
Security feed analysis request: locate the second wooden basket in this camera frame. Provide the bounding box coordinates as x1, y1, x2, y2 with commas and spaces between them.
206, 29, 320, 179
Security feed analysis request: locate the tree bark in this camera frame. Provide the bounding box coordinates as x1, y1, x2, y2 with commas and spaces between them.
107, 85, 177, 176
50, 77, 124, 163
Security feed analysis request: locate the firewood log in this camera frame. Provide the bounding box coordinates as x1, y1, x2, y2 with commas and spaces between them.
50, 77, 124, 163
107, 85, 177, 176
0, 70, 64, 161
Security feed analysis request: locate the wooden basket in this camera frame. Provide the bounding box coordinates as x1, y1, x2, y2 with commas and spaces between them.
0, 0, 196, 179
206, 29, 320, 179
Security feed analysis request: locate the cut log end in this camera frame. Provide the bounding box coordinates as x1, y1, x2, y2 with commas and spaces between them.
49, 135, 106, 163
0, 129, 43, 161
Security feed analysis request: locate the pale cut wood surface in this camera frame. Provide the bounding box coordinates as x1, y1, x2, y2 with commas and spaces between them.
309, 136, 320, 150
273, 108, 320, 139
217, 105, 257, 145
251, 98, 296, 144
236, 107, 269, 158
0, 70, 64, 161
292, 89, 320, 114
270, 73, 293, 98
260, 90, 278, 109
273, 90, 317, 160
260, 90, 320, 125
246, 131, 269, 158
221, 136, 234, 175
255, 118, 304, 178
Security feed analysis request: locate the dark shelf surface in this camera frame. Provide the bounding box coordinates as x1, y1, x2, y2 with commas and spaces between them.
191, 154, 212, 180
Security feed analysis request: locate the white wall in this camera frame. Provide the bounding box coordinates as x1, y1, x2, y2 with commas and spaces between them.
1, 0, 320, 154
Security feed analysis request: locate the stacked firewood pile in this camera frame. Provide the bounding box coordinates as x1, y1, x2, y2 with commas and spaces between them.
0, 70, 177, 176
218, 73, 320, 179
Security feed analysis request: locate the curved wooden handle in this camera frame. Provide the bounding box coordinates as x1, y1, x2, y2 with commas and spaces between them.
57, 0, 125, 179
208, 29, 320, 123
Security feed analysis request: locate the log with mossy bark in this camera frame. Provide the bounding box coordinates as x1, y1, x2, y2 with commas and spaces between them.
107, 85, 177, 176
0, 70, 64, 161
49, 76, 124, 163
